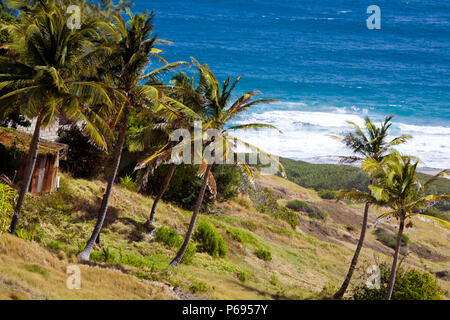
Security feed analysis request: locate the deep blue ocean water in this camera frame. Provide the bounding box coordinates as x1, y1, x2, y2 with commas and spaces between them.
135, 0, 450, 168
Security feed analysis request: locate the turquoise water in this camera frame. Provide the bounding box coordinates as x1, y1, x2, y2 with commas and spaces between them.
135, 0, 450, 168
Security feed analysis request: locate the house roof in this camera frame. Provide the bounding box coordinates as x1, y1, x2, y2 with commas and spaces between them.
0, 127, 68, 155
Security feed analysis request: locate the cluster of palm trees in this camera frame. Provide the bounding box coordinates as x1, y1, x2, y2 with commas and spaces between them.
0, 1, 281, 266
330, 117, 449, 300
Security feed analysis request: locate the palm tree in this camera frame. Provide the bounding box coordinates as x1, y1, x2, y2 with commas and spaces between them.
78, 11, 195, 261
169, 58, 284, 266
360, 153, 449, 300
133, 71, 207, 228
0, 1, 117, 234
331, 116, 411, 299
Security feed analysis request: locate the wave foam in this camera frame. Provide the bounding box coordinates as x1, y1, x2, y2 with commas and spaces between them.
230, 109, 450, 169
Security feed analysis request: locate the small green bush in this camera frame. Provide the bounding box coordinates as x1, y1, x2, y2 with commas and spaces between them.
155, 226, 196, 264
228, 230, 243, 243
190, 281, 209, 294
193, 221, 227, 258
286, 199, 325, 220
317, 210, 329, 220
0, 183, 15, 232
15, 228, 34, 242
238, 271, 248, 283
254, 248, 272, 261
353, 264, 444, 300
120, 174, 137, 191
286, 200, 310, 212
270, 272, 279, 286
155, 226, 182, 248
318, 189, 336, 200
181, 242, 197, 265
374, 229, 409, 249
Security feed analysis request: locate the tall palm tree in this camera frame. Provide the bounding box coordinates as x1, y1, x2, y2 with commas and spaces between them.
78, 11, 195, 261
0, 1, 117, 234
360, 153, 449, 300
331, 116, 411, 299
169, 58, 284, 266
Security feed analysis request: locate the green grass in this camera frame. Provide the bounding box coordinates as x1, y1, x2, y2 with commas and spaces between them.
22, 264, 49, 278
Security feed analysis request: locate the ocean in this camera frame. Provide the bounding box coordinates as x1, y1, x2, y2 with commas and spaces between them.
135, 0, 450, 169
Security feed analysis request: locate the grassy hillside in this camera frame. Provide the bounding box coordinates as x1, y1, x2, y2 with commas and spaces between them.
1, 171, 449, 300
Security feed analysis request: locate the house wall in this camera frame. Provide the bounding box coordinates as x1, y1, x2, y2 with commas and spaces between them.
27, 153, 60, 193
18, 118, 60, 142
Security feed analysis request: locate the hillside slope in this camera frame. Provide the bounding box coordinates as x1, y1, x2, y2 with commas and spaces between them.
0, 172, 448, 300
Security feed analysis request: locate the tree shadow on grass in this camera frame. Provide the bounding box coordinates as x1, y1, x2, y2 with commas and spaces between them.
70, 198, 120, 228
234, 280, 292, 300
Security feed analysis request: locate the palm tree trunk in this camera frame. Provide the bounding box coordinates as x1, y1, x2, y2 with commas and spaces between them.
333, 201, 370, 299
385, 215, 405, 300
145, 163, 176, 227
170, 164, 212, 267
9, 114, 43, 235
78, 110, 129, 262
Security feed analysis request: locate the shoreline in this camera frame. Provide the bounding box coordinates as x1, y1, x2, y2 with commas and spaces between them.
281, 157, 448, 178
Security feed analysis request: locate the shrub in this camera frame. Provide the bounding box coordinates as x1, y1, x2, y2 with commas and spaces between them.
15, 228, 34, 242
286, 200, 310, 212
353, 264, 444, 300
270, 272, 279, 286
238, 271, 248, 283
318, 189, 336, 200
181, 242, 197, 265
345, 223, 356, 232
248, 187, 298, 229
120, 174, 137, 192
374, 229, 409, 249
193, 221, 227, 258
317, 210, 329, 220
0, 183, 15, 232
57, 125, 107, 178
254, 248, 272, 261
212, 164, 240, 201
228, 230, 243, 243
155, 226, 196, 264
286, 199, 326, 220
155, 226, 181, 247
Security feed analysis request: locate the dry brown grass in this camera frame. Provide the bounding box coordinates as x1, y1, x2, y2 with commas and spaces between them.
0, 234, 178, 300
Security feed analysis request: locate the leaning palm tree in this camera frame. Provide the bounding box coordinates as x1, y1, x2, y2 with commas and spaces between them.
0, 1, 117, 234
362, 153, 449, 300
132, 71, 207, 228
78, 11, 195, 261
168, 58, 284, 266
331, 116, 411, 299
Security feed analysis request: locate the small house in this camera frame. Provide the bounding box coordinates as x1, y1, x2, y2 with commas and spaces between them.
0, 127, 68, 193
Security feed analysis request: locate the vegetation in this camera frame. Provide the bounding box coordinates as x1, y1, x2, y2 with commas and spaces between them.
166, 57, 282, 266
254, 248, 272, 261
193, 221, 227, 258
0, 1, 448, 302
0, 183, 15, 232
331, 116, 411, 299
374, 229, 410, 249
57, 125, 107, 179
342, 152, 449, 299
353, 264, 444, 300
